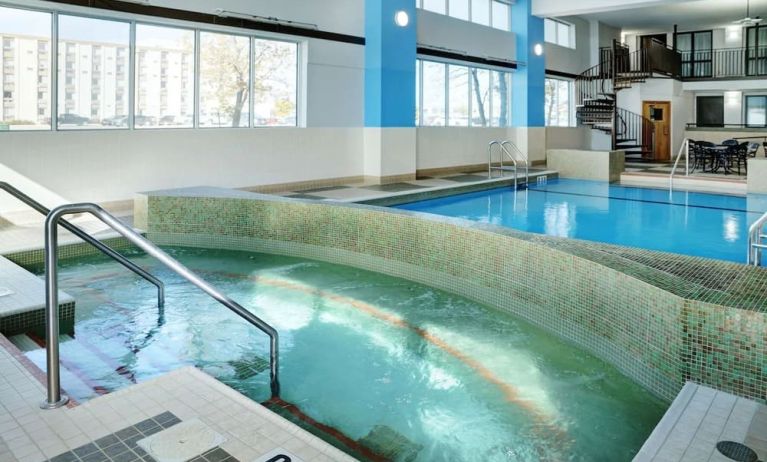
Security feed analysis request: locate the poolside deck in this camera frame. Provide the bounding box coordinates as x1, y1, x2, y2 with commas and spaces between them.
635, 382, 766, 462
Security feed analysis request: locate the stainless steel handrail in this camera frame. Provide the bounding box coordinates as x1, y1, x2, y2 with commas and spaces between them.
487, 140, 518, 189
41, 203, 280, 409
0, 182, 164, 307
748, 211, 767, 266
669, 138, 690, 190
501, 140, 530, 188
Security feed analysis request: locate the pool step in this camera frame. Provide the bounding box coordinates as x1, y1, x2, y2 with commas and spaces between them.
358, 425, 424, 462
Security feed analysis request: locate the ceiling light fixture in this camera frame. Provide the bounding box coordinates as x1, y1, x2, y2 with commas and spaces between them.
394, 10, 410, 27
214, 9, 318, 30
734, 0, 762, 26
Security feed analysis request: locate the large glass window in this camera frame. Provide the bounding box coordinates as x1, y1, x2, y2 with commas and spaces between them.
448, 65, 468, 126
422, 61, 446, 126
57, 15, 130, 129
745, 95, 767, 127
544, 18, 573, 48
135, 24, 195, 128
746, 25, 767, 76
695, 95, 723, 127
253, 39, 297, 127
418, 0, 510, 30
676, 30, 712, 78
417, 59, 511, 127
0, 6, 51, 130
544, 77, 573, 127
199, 32, 250, 128
448, 0, 470, 21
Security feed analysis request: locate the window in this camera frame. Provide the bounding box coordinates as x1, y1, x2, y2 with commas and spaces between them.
746, 25, 767, 76
544, 18, 573, 48
544, 78, 573, 127
745, 95, 767, 127
253, 39, 298, 126
448, 0, 469, 21
0, 6, 51, 130
57, 15, 130, 129
695, 96, 723, 127
418, 0, 510, 30
417, 59, 512, 127
135, 24, 195, 128
675, 30, 712, 78
423, 0, 447, 14
422, 61, 446, 126
199, 32, 250, 128
491, 1, 510, 31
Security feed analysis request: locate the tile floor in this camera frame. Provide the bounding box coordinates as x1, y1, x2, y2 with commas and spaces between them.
635, 382, 767, 462
0, 335, 357, 462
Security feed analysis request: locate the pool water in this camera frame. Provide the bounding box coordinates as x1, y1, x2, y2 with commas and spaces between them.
24, 248, 666, 461
395, 179, 767, 263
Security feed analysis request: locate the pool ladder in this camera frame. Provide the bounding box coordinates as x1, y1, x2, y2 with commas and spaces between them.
488, 140, 529, 189
35, 203, 280, 409
748, 211, 767, 266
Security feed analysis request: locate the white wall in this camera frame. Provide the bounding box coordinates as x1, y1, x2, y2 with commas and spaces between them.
545, 16, 590, 75
533, 0, 694, 17
0, 128, 363, 207
545, 127, 591, 150
417, 10, 515, 62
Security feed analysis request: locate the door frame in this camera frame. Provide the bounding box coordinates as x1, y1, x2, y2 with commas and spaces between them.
642, 100, 672, 161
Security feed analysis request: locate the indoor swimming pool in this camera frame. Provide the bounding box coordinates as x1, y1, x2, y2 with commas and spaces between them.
18, 247, 666, 461
396, 179, 767, 263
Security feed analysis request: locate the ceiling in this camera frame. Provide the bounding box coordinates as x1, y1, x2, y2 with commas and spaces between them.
584, 0, 767, 34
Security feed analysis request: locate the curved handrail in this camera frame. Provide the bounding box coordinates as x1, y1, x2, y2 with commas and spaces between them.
501, 140, 529, 188
41, 203, 280, 409
488, 141, 518, 189
0, 182, 164, 307
748, 211, 767, 266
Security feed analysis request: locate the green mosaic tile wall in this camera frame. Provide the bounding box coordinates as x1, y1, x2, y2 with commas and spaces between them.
0, 301, 75, 337
5, 236, 136, 268
140, 192, 767, 404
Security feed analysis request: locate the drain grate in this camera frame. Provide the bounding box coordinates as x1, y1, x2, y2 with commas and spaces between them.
716, 441, 759, 462
357, 425, 423, 462
228, 356, 270, 380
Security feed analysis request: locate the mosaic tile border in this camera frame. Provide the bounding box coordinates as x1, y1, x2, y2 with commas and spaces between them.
138, 188, 767, 405
0, 301, 75, 337
3, 237, 138, 268
45, 412, 240, 462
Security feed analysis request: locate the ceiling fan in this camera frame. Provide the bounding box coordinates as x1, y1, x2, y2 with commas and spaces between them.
734, 0, 762, 26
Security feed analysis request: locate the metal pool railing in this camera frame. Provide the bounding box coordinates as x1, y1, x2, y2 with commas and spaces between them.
748, 211, 767, 266
41, 203, 280, 409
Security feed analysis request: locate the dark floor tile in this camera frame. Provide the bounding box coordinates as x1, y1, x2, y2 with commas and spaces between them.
103, 442, 129, 458
441, 174, 490, 183
159, 416, 181, 428
284, 193, 324, 200
202, 447, 233, 462
115, 427, 140, 441
80, 451, 109, 462
360, 182, 428, 192
49, 452, 78, 462
139, 425, 162, 436
95, 435, 120, 449
153, 411, 176, 425
123, 435, 142, 450
73, 443, 99, 458
134, 419, 158, 433
301, 185, 350, 193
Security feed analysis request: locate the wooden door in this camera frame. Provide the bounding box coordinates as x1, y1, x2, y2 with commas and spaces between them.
643, 101, 671, 161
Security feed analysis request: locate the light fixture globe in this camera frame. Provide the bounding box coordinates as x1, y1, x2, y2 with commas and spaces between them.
533, 43, 544, 56
395, 10, 409, 27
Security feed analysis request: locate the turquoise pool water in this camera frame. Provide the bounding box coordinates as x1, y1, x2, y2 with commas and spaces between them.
395, 179, 767, 263
24, 248, 666, 461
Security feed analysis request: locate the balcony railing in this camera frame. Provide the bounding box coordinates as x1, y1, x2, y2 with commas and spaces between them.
680, 46, 767, 79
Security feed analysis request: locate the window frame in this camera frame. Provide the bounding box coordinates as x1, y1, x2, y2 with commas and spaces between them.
416, 57, 513, 128
674, 29, 713, 78
418, 0, 512, 31
0, 2, 303, 132
544, 76, 574, 128
745, 94, 767, 128
544, 18, 574, 49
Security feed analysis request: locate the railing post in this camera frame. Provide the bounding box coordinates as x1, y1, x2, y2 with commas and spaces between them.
685, 139, 689, 176
41, 210, 68, 409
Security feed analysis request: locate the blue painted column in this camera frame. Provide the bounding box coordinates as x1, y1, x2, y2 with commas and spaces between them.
364, 0, 417, 127
511, 0, 545, 127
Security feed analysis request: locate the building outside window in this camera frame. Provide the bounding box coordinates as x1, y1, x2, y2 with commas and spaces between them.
544, 77, 573, 127
695, 95, 724, 127
0, 6, 51, 130
252, 39, 298, 127
199, 32, 250, 128
745, 95, 767, 127
416, 58, 512, 127
544, 18, 574, 48
675, 30, 712, 78
417, 0, 511, 31
57, 15, 130, 129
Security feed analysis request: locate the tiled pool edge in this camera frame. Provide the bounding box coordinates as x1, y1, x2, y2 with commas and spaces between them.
137, 189, 767, 405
